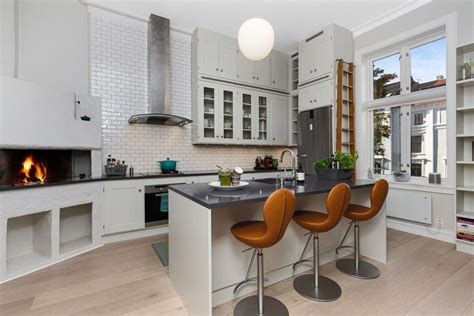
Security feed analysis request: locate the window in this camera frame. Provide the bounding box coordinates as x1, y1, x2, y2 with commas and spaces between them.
411, 135, 422, 153
373, 107, 401, 175
371, 100, 447, 179
411, 163, 422, 177
372, 53, 400, 99
370, 35, 446, 101
410, 38, 446, 92
413, 112, 424, 126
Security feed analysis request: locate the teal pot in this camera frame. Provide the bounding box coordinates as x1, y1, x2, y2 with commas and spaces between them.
159, 158, 178, 172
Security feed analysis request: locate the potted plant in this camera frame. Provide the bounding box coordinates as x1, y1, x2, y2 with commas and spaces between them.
314, 152, 358, 180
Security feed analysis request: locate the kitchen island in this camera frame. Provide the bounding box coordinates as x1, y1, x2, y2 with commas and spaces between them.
168, 176, 386, 315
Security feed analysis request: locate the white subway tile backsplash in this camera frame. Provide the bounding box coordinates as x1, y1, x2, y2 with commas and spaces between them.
90, 12, 291, 174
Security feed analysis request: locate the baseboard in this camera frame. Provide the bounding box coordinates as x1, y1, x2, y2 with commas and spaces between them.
103, 226, 169, 244
387, 218, 455, 244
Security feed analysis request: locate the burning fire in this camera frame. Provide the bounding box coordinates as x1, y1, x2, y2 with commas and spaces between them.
19, 155, 47, 184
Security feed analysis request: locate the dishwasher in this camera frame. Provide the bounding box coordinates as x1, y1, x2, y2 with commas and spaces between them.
144, 183, 184, 227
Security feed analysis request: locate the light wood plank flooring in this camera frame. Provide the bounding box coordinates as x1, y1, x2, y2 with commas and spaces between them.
0, 229, 472, 315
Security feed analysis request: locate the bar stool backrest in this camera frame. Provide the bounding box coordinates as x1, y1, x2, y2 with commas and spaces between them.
325, 183, 352, 231
261, 188, 296, 248
368, 179, 389, 218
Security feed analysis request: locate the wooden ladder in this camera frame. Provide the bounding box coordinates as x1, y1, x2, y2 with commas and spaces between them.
335, 59, 355, 155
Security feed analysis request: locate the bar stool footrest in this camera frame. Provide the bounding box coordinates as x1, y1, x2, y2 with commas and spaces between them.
293, 274, 341, 302
336, 258, 380, 279
233, 277, 269, 294
234, 295, 289, 316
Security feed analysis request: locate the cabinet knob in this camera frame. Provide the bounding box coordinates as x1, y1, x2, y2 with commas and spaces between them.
216, 68, 219, 71
310, 70, 313, 73
138, 189, 142, 192
273, 80, 275, 83
310, 100, 313, 103
221, 69, 223, 72
314, 99, 317, 102
252, 76, 255, 79
273, 137, 275, 140
256, 77, 259, 80
314, 69, 317, 72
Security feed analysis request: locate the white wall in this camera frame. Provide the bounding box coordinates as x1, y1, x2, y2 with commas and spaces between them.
17, 0, 90, 96
90, 9, 291, 173
1, 0, 17, 77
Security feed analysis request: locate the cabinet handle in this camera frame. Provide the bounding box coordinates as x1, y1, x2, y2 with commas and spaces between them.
273, 137, 275, 141
314, 99, 317, 102
310, 70, 313, 73
273, 80, 275, 83
256, 77, 259, 80
310, 100, 313, 103
314, 68, 317, 72
138, 189, 142, 192
252, 76, 255, 79
221, 69, 223, 72
216, 68, 219, 71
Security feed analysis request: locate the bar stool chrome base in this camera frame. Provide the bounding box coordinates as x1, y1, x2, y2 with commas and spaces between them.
293, 274, 341, 302
234, 295, 289, 316
336, 258, 380, 279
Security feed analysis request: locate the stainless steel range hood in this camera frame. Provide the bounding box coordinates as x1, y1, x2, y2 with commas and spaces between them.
128, 14, 192, 127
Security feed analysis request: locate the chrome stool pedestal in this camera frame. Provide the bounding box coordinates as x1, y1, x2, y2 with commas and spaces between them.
293, 233, 341, 302
234, 249, 288, 316
335, 221, 380, 279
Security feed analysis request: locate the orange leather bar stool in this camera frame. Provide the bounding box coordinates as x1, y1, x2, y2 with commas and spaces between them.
231, 188, 296, 316
335, 179, 389, 279
292, 183, 351, 302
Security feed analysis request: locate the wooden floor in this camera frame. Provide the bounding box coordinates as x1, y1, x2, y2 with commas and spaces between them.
0, 229, 472, 315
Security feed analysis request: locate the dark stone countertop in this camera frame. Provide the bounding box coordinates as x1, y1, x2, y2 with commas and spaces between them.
169, 175, 375, 208
0, 168, 284, 192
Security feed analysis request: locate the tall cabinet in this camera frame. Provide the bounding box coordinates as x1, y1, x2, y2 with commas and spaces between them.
455, 42, 474, 255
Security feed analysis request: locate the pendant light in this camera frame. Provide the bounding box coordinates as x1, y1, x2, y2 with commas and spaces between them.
238, 18, 274, 61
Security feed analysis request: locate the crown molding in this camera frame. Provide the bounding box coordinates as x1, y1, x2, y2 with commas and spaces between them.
351, 0, 432, 37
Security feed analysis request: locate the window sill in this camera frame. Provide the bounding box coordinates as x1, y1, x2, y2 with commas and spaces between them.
369, 175, 455, 194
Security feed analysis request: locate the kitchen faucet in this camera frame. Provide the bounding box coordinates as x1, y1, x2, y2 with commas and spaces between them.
280, 149, 297, 180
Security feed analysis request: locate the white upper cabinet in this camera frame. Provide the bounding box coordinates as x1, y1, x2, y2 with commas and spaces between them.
271, 51, 289, 91
298, 24, 353, 86
218, 36, 239, 81
299, 78, 333, 112
270, 95, 289, 145
193, 28, 289, 91
196, 28, 219, 77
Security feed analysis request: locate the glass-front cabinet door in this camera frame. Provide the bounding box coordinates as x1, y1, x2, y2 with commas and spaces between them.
257, 95, 269, 142
241, 91, 254, 143
202, 85, 217, 141
221, 88, 237, 142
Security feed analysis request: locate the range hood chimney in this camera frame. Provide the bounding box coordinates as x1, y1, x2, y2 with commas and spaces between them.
128, 14, 192, 126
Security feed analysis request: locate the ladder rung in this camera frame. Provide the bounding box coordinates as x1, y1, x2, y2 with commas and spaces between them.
342, 114, 354, 117
342, 99, 353, 103
342, 128, 354, 132
343, 85, 353, 89
342, 142, 354, 145
343, 70, 353, 74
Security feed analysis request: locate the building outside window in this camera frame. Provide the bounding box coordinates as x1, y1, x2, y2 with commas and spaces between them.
413, 112, 424, 126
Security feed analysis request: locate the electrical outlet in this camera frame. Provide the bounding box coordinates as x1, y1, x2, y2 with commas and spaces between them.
435, 219, 445, 228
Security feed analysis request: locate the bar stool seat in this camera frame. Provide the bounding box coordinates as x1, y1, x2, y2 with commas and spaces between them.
344, 204, 372, 221
292, 211, 328, 232
231, 188, 296, 316
231, 221, 267, 248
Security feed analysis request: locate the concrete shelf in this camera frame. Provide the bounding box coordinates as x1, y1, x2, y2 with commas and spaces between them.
59, 203, 93, 255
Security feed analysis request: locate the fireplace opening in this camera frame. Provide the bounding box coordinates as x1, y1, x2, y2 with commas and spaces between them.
0, 149, 91, 186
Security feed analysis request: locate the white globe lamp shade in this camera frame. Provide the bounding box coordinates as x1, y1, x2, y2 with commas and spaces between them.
238, 18, 274, 61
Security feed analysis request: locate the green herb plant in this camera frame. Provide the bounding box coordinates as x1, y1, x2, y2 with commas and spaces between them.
314, 152, 358, 170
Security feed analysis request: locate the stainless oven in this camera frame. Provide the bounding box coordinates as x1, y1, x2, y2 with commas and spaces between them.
145, 183, 184, 227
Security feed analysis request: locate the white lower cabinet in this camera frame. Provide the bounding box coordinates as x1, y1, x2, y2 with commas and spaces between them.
103, 181, 144, 235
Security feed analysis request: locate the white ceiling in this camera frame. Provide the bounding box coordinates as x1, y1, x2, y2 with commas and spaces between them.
88, 0, 429, 53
